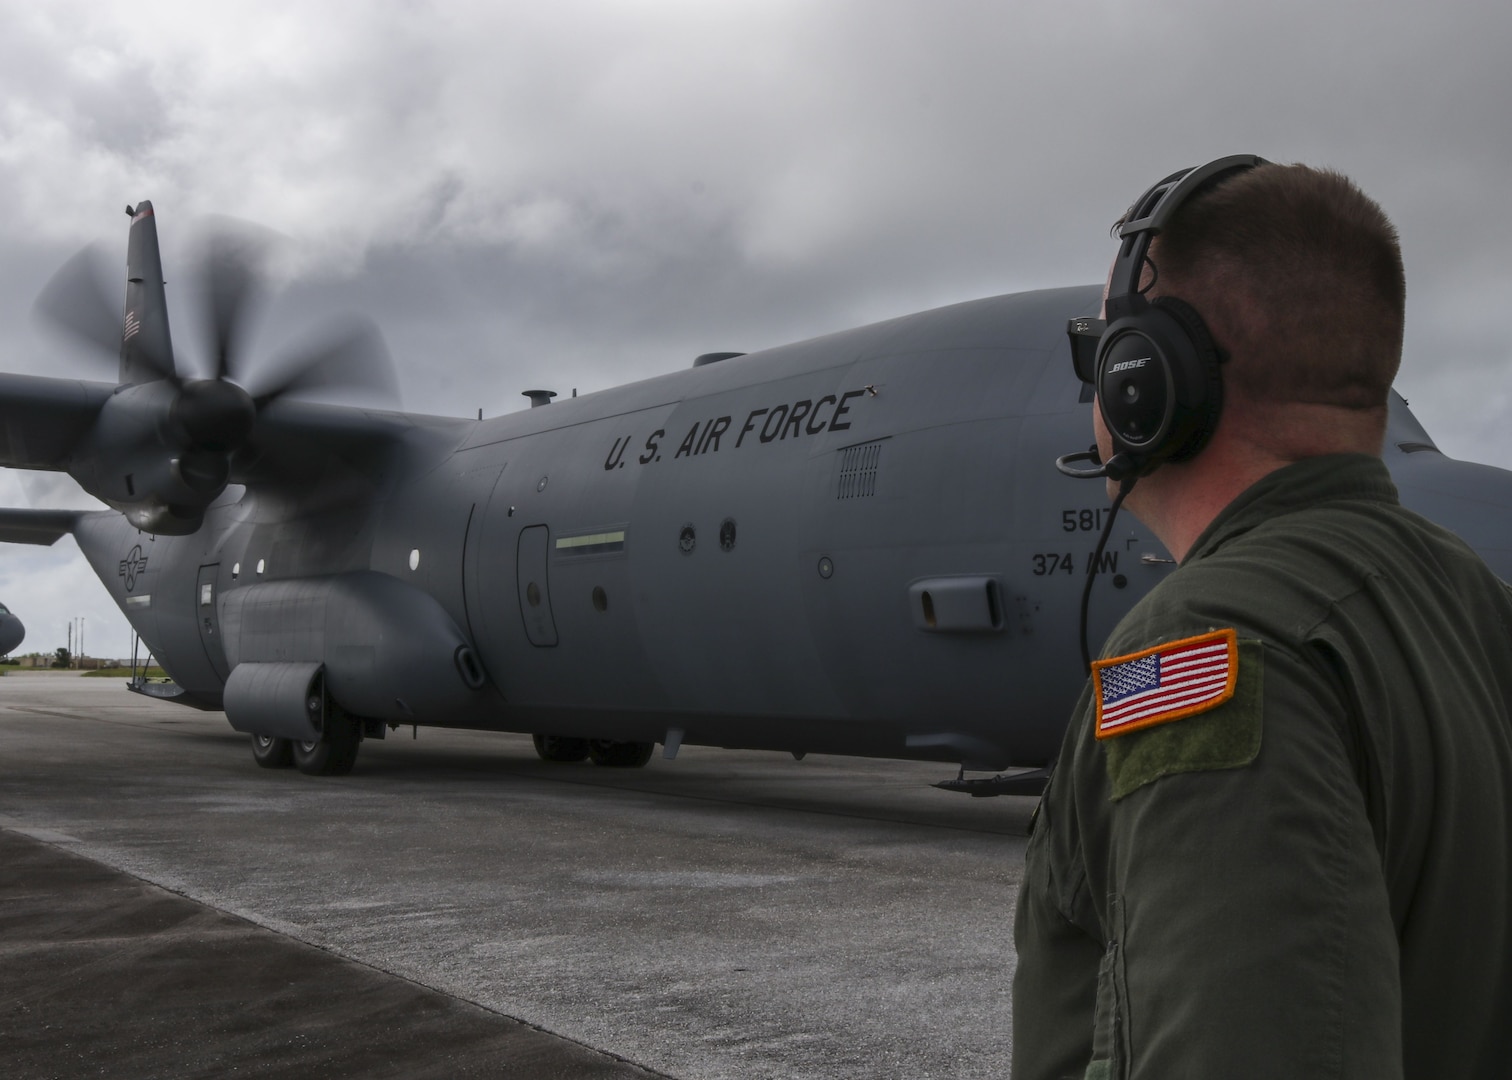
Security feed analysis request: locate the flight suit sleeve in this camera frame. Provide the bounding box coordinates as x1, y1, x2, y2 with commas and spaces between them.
1092, 640, 1402, 1079
1012, 757, 1103, 1080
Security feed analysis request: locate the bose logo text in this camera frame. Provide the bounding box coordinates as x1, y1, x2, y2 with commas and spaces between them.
1108, 358, 1150, 374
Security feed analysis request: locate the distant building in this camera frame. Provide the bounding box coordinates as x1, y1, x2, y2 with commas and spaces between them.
4, 654, 123, 670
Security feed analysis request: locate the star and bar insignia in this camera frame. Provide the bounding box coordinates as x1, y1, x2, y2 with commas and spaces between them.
1092, 628, 1238, 739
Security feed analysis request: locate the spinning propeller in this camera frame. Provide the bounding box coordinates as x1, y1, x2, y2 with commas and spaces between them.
32, 203, 399, 532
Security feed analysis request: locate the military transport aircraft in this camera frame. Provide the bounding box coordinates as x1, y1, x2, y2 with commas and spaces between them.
0, 602, 24, 657
2, 204, 1509, 781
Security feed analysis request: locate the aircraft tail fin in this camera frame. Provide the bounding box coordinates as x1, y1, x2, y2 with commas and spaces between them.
121, 202, 177, 385
0, 508, 81, 546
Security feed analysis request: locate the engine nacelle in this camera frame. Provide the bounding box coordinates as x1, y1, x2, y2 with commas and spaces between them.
68, 383, 224, 536
220, 571, 488, 724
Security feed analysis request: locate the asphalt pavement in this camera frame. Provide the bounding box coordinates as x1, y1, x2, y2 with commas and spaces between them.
0, 674, 1033, 1079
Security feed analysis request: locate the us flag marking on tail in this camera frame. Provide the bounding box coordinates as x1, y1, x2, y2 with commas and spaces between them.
1092, 628, 1238, 739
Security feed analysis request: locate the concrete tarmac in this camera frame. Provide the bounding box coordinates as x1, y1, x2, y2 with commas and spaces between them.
1, 829, 666, 1078
0, 674, 1034, 1079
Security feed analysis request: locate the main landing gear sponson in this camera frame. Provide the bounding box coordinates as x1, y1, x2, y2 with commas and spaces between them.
531, 734, 655, 768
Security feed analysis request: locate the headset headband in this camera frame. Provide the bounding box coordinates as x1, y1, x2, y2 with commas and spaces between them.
1104, 154, 1269, 322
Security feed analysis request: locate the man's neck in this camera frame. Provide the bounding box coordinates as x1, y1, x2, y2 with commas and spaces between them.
1123, 404, 1385, 563
1124, 449, 1284, 564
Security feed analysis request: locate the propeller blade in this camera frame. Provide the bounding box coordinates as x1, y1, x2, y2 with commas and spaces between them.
249, 316, 400, 409
191, 219, 273, 384
32, 244, 123, 364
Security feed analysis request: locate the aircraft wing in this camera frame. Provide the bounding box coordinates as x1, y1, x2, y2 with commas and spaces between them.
230, 398, 472, 493
0, 373, 114, 470
0, 508, 82, 545
0, 369, 470, 525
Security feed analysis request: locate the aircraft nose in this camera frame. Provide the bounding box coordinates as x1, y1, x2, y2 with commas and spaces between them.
0, 613, 25, 656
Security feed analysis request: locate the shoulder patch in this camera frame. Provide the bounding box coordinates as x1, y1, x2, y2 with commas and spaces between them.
1092, 628, 1238, 740
1102, 639, 1263, 801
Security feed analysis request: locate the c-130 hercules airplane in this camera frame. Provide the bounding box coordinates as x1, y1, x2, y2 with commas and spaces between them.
3, 199, 1510, 781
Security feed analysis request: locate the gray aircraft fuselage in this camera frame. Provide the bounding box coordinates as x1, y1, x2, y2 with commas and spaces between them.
63, 283, 1512, 771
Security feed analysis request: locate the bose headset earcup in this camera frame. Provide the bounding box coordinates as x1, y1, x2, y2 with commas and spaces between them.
1095, 312, 1174, 455
1095, 298, 1223, 470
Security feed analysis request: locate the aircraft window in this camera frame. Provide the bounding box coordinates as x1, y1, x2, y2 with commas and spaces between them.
592, 586, 608, 612
200, 584, 213, 607
256, 559, 266, 575
526, 581, 542, 607
232, 562, 240, 578
409, 548, 421, 571
0, 603, 9, 614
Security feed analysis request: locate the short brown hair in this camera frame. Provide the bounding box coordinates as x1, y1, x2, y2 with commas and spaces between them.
1152, 164, 1405, 411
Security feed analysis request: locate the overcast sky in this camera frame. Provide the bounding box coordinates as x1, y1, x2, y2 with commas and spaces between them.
1, 0, 1509, 660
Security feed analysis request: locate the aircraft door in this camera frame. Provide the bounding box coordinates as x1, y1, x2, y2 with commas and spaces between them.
516, 525, 558, 646
195, 563, 230, 681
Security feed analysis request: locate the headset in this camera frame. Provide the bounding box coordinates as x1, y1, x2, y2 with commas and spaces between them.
1057, 154, 1270, 482
1057, 155, 1269, 670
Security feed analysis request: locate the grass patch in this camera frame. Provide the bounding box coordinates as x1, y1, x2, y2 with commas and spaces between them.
82, 667, 169, 679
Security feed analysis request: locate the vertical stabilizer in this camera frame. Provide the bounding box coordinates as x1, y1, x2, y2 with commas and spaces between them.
121, 202, 176, 385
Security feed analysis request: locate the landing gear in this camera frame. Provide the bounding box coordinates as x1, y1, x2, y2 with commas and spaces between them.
532, 734, 651, 767
250, 734, 293, 768
532, 734, 590, 762
587, 739, 654, 768
292, 712, 361, 776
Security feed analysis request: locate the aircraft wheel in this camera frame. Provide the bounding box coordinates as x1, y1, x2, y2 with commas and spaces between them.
251, 734, 293, 769
587, 739, 654, 768
533, 734, 590, 762
292, 715, 361, 776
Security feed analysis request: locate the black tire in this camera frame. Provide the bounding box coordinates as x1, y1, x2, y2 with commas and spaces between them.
292, 714, 361, 776
587, 739, 655, 768
533, 734, 590, 762
251, 734, 294, 769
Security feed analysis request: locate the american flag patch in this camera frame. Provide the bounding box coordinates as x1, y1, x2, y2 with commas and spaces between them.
1092, 628, 1238, 739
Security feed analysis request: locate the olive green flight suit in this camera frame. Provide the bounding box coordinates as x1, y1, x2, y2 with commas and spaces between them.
1013, 454, 1512, 1080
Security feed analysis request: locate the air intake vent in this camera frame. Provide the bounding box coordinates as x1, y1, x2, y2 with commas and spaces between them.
837, 440, 884, 500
